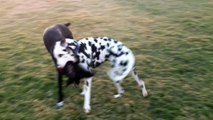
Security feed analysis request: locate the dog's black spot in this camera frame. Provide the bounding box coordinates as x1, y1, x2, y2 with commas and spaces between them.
94, 38, 98, 43
122, 68, 127, 72
93, 51, 100, 60
100, 45, 105, 50
117, 45, 123, 50
112, 64, 115, 68
95, 62, 100, 67
88, 41, 92, 46
62, 49, 67, 52
125, 52, 129, 55
120, 52, 124, 56
91, 44, 97, 53
114, 40, 118, 44
70, 54, 75, 57
104, 38, 108, 41
116, 80, 120, 83
79, 43, 90, 58
105, 54, 110, 59
118, 48, 122, 51
120, 60, 128, 66
81, 59, 85, 63
86, 38, 88, 40
86, 81, 89, 86
58, 54, 64, 57
110, 51, 124, 57
133, 70, 137, 75
112, 59, 116, 68
68, 43, 76, 46
107, 43, 110, 47
79, 43, 87, 51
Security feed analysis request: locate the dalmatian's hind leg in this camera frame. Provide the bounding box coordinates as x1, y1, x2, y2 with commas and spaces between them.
131, 67, 148, 97
107, 69, 126, 98
113, 80, 125, 98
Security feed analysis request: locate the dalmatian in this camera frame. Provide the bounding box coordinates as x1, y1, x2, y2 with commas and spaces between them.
53, 36, 148, 113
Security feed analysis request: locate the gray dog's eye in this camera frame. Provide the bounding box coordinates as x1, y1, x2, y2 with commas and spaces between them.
58, 54, 64, 57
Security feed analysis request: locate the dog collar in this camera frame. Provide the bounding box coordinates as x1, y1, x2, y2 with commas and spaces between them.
74, 43, 80, 53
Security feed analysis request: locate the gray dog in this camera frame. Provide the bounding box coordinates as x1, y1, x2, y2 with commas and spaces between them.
43, 23, 93, 109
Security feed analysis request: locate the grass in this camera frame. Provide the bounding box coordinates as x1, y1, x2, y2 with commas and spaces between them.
0, 0, 212, 119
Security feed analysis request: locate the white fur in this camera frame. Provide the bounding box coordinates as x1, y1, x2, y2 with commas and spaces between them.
53, 42, 77, 68
83, 77, 92, 113
57, 101, 64, 107
107, 47, 135, 81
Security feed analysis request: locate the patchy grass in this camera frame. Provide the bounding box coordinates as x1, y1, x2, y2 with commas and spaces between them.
0, 0, 212, 119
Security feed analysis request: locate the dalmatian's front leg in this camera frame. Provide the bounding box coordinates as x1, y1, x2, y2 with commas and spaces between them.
80, 81, 86, 96
83, 77, 93, 113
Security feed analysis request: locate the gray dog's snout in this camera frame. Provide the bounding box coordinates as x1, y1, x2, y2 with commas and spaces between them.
57, 66, 64, 72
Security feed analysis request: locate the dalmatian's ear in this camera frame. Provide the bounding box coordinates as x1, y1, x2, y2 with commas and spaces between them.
60, 38, 68, 47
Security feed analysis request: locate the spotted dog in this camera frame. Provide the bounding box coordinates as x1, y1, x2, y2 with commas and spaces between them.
53, 37, 148, 113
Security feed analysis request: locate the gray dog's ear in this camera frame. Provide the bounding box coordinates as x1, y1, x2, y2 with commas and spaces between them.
64, 23, 71, 27
60, 38, 68, 47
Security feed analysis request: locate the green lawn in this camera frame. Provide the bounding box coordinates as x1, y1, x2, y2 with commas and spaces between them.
0, 0, 212, 119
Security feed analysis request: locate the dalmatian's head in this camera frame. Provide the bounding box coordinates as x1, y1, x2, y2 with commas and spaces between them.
53, 38, 79, 70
